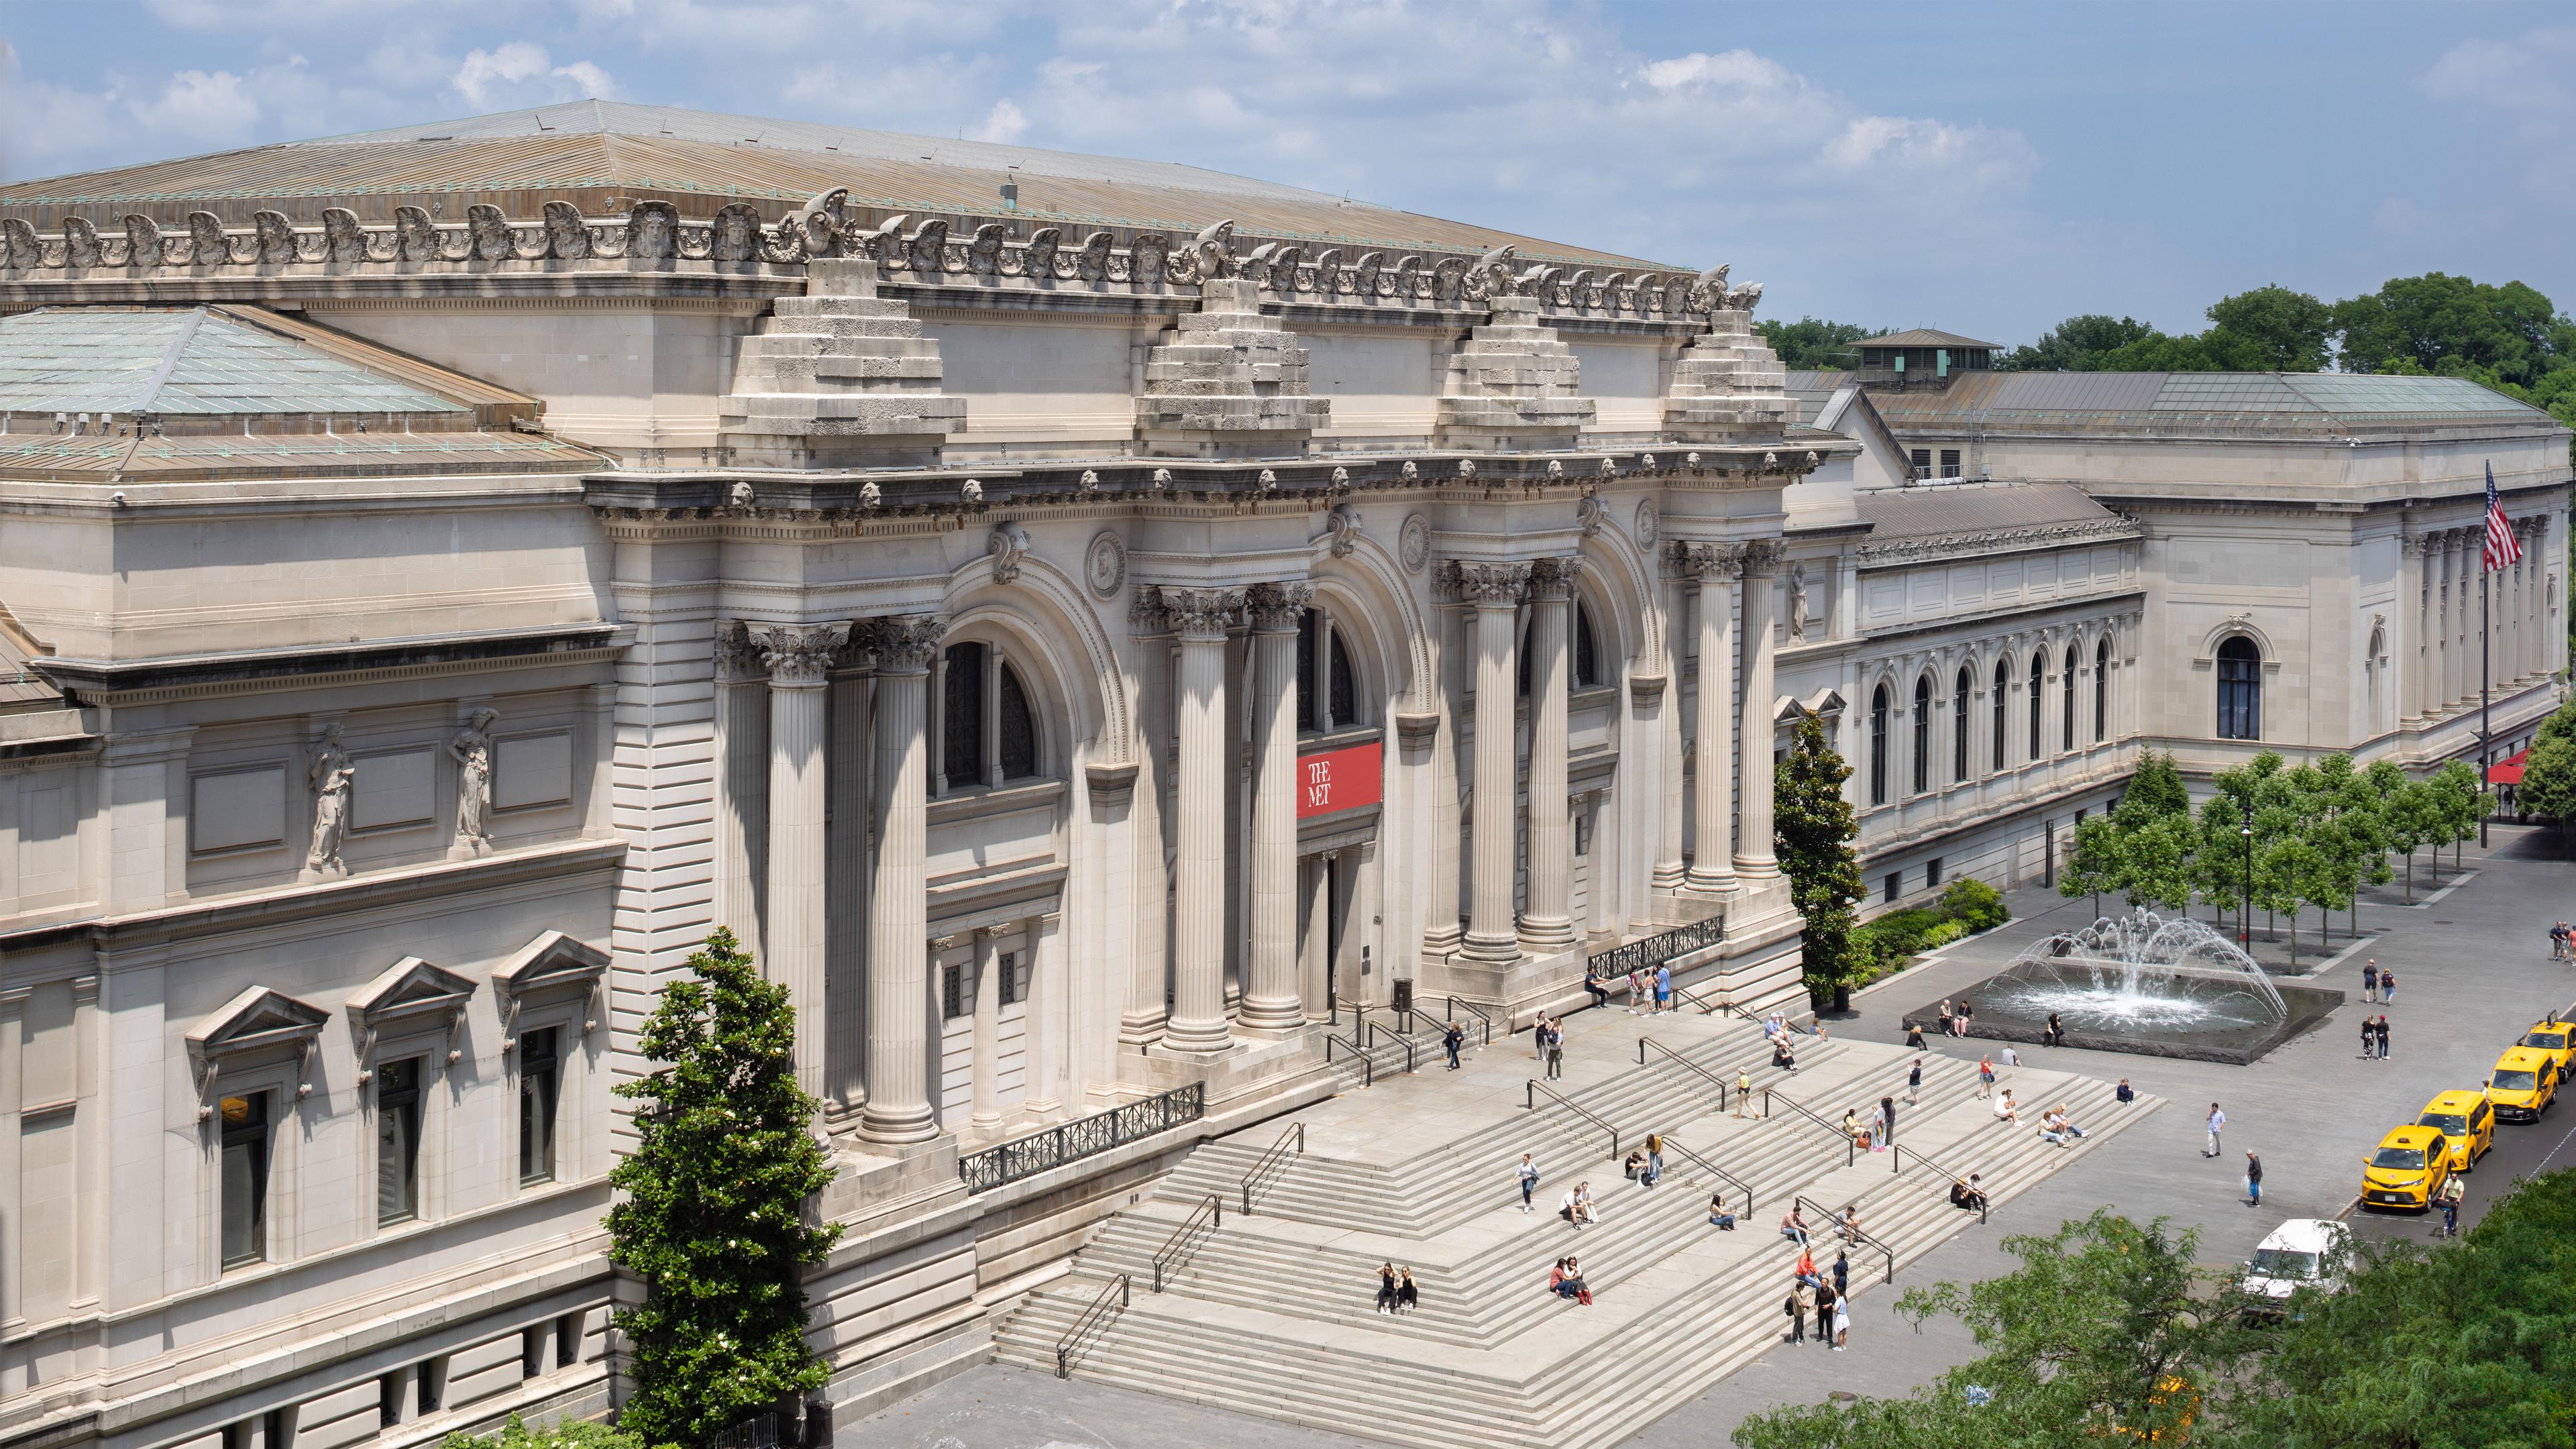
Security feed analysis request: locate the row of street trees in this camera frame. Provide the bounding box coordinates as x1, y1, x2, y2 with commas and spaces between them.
2061, 750, 2485, 963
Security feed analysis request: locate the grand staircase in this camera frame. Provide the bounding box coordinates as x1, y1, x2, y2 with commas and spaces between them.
992, 1016, 2161, 1449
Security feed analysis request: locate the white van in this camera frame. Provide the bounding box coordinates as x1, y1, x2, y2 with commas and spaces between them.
2242, 1218, 2350, 1309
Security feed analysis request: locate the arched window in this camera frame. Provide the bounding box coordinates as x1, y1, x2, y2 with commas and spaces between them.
1991, 659, 2009, 770
1869, 684, 1890, 806
1574, 602, 1600, 689
1297, 612, 1360, 732
1911, 674, 1933, 794
2365, 627, 2385, 733
2028, 651, 2046, 759
941, 641, 1044, 790
2093, 638, 2110, 743
2217, 636, 2262, 741
2062, 645, 2078, 751
1953, 665, 1973, 781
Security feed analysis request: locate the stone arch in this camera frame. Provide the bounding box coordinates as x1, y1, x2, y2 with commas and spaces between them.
941, 551, 1132, 767
1307, 524, 1433, 715
1575, 515, 1661, 672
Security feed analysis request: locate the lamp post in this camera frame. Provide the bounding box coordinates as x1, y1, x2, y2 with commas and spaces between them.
2239, 800, 2254, 950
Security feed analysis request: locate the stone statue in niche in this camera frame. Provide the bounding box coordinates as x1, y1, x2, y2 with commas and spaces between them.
305, 724, 355, 877
1788, 562, 1811, 641
449, 708, 499, 855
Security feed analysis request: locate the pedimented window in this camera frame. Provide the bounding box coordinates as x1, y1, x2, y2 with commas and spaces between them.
345, 956, 476, 1077
186, 985, 329, 1117
491, 930, 609, 1052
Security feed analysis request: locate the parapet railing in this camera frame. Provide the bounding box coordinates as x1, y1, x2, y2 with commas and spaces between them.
1764, 1086, 1858, 1169
1796, 1193, 1896, 1285
1637, 1036, 1731, 1112
1055, 1273, 1130, 1379
1662, 1136, 1754, 1220
1150, 1193, 1222, 1294
1238, 1122, 1305, 1217
1525, 1079, 1621, 1161
1587, 915, 1727, 983
959, 1081, 1203, 1193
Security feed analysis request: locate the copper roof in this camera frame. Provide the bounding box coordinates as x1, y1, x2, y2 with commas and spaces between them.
1851, 328, 2001, 350
1871, 368, 2559, 431
1, 100, 1676, 271
1857, 480, 2118, 541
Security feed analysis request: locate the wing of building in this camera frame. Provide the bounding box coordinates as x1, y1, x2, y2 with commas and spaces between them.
0, 103, 2567, 1449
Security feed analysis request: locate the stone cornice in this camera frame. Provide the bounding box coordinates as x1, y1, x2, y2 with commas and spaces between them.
1854, 516, 2141, 570
1858, 588, 2147, 647
33, 623, 624, 706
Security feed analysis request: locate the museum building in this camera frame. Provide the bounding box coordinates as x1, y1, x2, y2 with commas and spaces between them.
0, 101, 2563, 1449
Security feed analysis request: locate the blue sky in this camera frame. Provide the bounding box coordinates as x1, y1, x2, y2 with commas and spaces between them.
4, 1, 2570, 345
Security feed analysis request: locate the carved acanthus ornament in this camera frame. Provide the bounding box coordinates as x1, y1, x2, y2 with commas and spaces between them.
1322, 503, 1363, 558
1449, 561, 1531, 608
1525, 557, 1579, 602
868, 616, 945, 674
1672, 541, 1746, 581
750, 623, 853, 686
1162, 588, 1245, 641
987, 521, 1031, 584
1738, 539, 1784, 578
1245, 581, 1316, 633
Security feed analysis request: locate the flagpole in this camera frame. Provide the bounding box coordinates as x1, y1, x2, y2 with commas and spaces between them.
2481, 557, 2492, 849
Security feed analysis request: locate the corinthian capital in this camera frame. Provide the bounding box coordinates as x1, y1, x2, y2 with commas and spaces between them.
1245, 580, 1316, 632
1525, 556, 1580, 601
1738, 539, 1784, 578
1163, 586, 1244, 641
1672, 541, 1744, 581
1450, 561, 1530, 607
748, 622, 853, 685
868, 614, 945, 674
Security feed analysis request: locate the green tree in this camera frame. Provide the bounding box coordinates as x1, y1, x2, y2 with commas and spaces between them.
606, 930, 842, 1446
1998, 313, 2159, 372
1754, 317, 1891, 370
1775, 714, 1866, 1007
440, 1418, 658, 1449
2116, 749, 2192, 822
2334, 272, 2575, 388
2424, 757, 2485, 870
2204, 284, 2337, 371
2520, 707, 2576, 854
2361, 759, 2429, 900
2123, 812, 2201, 915
1733, 1212, 2253, 1448
2059, 813, 2125, 918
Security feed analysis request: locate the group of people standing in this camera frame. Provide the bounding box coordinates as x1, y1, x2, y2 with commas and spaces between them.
1782, 1241, 1854, 1350
1530, 1016, 1566, 1079
1841, 1097, 1898, 1152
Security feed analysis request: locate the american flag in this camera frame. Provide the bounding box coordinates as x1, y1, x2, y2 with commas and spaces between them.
2485, 460, 2523, 571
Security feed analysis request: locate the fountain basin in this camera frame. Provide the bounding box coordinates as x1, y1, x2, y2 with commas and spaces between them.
1907, 960, 2343, 1065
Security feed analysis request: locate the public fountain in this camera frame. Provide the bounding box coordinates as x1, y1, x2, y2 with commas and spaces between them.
1904, 909, 2343, 1064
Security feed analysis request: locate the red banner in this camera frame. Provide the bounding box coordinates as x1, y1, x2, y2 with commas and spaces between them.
1297, 741, 1383, 818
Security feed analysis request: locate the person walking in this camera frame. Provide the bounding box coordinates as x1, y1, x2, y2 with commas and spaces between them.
1442, 1021, 1464, 1071
1736, 1065, 1754, 1118
2555, 920, 2571, 961
2204, 1103, 2226, 1158
1907, 1057, 1923, 1106
2361, 1014, 2377, 1061
2438, 1173, 2463, 1238
2380, 969, 2396, 1006
2361, 959, 2379, 1004
1977, 1057, 1996, 1099
1545, 1019, 1565, 1081
1375, 1263, 1399, 1314
1833, 1291, 1851, 1350
1880, 1095, 1898, 1148
2375, 1014, 2392, 1061
2244, 1150, 2263, 1208
1517, 1152, 1540, 1214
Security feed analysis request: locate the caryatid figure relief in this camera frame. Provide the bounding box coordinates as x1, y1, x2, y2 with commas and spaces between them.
449, 706, 498, 852
306, 722, 356, 875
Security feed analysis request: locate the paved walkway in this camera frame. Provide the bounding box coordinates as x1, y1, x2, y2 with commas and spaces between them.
845, 826, 2576, 1447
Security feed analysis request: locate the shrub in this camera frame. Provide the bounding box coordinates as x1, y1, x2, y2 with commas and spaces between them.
1848, 878, 2010, 980
440, 1417, 666, 1449
1937, 877, 2010, 932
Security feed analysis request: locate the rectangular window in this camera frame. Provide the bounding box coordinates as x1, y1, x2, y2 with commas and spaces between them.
518, 1028, 560, 1187
1909, 447, 1931, 478
1927, 857, 1944, 887
523, 1326, 547, 1380
375, 1057, 423, 1227
416, 1358, 446, 1415
1939, 448, 1961, 478
219, 1091, 272, 1270
997, 951, 1026, 1007
942, 962, 969, 1019
1884, 871, 1902, 904
1573, 814, 1591, 857
556, 1312, 584, 1368
378, 1373, 405, 1430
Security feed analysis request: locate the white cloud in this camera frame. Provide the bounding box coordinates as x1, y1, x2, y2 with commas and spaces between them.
2422, 27, 2576, 205
451, 41, 614, 108
967, 98, 1028, 145
128, 68, 262, 138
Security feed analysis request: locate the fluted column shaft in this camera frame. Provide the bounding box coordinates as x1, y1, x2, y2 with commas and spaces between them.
861, 616, 941, 1144
969, 928, 1002, 1130
1242, 582, 1312, 1030
1165, 589, 1241, 1052
1737, 547, 1780, 877
2400, 538, 2426, 724
1520, 560, 1576, 951
1460, 564, 1527, 963
1652, 574, 1687, 892
1687, 547, 1739, 894
2444, 535, 2465, 708
751, 622, 847, 1107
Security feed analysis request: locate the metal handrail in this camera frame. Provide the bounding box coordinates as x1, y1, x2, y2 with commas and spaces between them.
1764, 1086, 1858, 1169
1446, 996, 1495, 1047
1239, 1122, 1305, 1216
1364, 1018, 1417, 1075
1662, 1135, 1754, 1219
1726, 1000, 1812, 1035
1670, 979, 1726, 1016
1890, 1141, 1990, 1225
1324, 1031, 1374, 1089
1637, 1036, 1729, 1111
1796, 1193, 1896, 1285
1587, 914, 1727, 980
1055, 1273, 1130, 1378
1525, 1078, 1621, 1161
1150, 1193, 1221, 1293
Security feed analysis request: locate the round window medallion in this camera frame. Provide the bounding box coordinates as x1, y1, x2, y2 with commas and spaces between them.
1399, 513, 1432, 574
1085, 530, 1127, 598
1634, 500, 1659, 547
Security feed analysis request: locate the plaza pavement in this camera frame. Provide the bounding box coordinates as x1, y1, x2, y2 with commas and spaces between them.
845, 824, 2576, 1448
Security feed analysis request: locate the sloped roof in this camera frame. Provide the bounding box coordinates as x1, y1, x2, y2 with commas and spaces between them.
1852, 329, 2002, 350
1858, 480, 2118, 541
0, 307, 468, 417
0, 100, 1674, 271
1872, 369, 2557, 430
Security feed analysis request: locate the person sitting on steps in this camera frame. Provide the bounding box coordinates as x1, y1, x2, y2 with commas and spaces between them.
1950, 1174, 1988, 1212
1395, 1268, 1419, 1313
1375, 1263, 1398, 1314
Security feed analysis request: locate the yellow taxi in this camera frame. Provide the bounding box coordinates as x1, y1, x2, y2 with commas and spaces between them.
2488, 1046, 2559, 1123
2519, 1015, 2575, 1085
2359, 1124, 2452, 1212
2415, 1089, 2494, 1173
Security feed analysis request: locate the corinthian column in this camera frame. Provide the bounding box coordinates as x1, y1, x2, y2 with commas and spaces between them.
1519, 559, 1577, 953
1684, 544, 1740, 894
1736, 543, 1782, 878
1242, 581, 1313, 1031
1457, 562, 1528, 965
861, 615, 942, 1145
2399, 534, 2427, 724
1652, 571, 1687, 892
748, 621, 849, 1106
1163, 588, 1242, 1053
